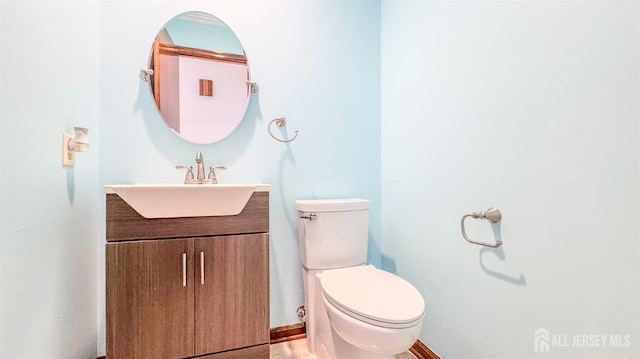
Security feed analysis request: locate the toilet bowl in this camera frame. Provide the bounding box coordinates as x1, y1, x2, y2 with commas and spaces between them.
319, 265, 424, 358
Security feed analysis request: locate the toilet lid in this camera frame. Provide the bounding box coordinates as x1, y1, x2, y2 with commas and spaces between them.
320, 266, 425, 325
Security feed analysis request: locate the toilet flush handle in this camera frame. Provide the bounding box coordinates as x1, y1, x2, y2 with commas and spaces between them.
300, 213, 318, 221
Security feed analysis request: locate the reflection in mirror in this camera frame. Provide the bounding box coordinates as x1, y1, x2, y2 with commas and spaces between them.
148, 12, 251, 144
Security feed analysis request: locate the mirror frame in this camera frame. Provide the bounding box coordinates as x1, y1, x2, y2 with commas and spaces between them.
146, 11, 252, 144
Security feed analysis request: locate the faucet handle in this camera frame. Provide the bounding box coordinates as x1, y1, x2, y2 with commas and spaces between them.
208, 166, 226, 184
175, 165, 195, 183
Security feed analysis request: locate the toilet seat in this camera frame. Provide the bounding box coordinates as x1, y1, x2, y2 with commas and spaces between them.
320, 265, 425, 329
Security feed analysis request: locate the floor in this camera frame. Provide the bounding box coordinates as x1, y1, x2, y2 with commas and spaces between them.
270, 338, 417, 359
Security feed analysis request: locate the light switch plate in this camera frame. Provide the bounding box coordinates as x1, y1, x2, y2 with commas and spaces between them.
62, 133, 75, 167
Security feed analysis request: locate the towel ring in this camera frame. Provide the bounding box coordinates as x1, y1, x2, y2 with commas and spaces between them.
268, 117, 298, 143
461, 207, 503, 248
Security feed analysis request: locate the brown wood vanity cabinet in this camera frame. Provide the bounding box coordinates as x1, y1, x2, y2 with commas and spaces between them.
105, 192, 270, 359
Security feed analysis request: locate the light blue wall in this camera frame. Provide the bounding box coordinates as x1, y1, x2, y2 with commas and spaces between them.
381, 1, 640, 358
0, 1, 100, 357
97, 0, 380, 355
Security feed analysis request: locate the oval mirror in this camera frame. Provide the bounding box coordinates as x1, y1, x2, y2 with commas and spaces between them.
147, 11, 252, 144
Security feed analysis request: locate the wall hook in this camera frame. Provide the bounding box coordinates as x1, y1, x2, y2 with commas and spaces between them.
268, 117, 299, 143
461, 207, 503, 248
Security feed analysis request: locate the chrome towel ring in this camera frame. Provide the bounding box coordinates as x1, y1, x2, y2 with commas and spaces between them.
268, 117, 298, 143
461, 207, 503, 248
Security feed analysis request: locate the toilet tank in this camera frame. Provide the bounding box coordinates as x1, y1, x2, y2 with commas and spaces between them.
296, 198, 370, 270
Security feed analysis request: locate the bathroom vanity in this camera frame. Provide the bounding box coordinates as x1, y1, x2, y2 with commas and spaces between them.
104, 187, 270, 359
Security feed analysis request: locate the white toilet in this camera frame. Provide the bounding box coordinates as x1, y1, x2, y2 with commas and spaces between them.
296, 198, 425, 359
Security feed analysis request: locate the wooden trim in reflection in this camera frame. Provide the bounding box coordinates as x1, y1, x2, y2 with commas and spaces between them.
152, 38, 161, 109
158, 42, 248, 64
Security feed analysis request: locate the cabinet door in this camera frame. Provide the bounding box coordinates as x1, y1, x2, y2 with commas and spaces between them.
107, 238, 195, 359
195, 234, 269, 355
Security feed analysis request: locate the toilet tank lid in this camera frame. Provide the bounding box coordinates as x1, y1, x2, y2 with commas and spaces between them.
295, 198, 370, 212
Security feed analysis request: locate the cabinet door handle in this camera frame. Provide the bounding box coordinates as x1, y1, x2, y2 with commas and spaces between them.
182, 252, 187, 287
200, 251, 205, 285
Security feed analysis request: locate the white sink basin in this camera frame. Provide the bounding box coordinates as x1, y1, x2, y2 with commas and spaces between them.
103, 184, 270, 219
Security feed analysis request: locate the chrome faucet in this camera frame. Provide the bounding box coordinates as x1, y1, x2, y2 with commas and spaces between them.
195, 152, 205, 181
176, 152, 226, 184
